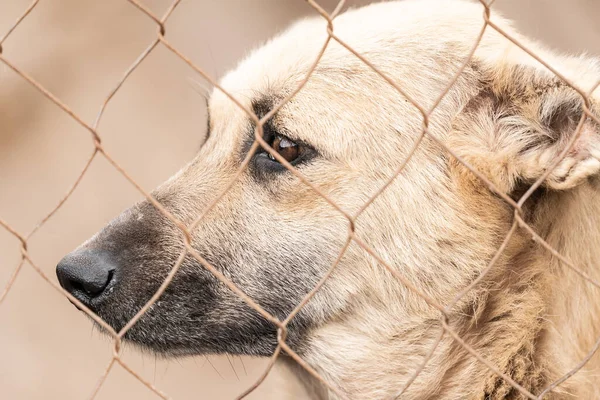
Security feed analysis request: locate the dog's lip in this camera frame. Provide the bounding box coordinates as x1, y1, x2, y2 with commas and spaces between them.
66, 292, 95, 313
69, 298, 84, 311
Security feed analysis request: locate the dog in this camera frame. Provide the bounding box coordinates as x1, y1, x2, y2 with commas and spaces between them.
55, 0, 600, 398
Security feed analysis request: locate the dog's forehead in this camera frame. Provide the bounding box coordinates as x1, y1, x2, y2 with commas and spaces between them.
210, 0, 486, 111
206, 0, 512, 156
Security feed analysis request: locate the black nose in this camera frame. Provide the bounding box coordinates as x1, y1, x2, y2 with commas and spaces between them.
56, 249, 116, 302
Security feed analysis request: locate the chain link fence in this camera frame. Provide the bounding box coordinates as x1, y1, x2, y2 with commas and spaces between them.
1, 0, 600, 399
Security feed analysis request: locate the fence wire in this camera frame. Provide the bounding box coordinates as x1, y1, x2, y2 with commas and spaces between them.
1, 0, 600, 399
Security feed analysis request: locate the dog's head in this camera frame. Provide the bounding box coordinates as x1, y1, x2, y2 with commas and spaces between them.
56, 0, 600, 396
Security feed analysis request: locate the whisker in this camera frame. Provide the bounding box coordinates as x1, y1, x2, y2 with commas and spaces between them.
238, 355, 248, 376
227, 354, 240, 381
187, 77, 211, 101
153, 353, 157, 383
206, 356, 224, 380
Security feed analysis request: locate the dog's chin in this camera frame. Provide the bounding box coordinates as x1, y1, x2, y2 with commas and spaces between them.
120, 338, 213, 360
85, 320, 207, 358
123, 333, 281, 359
79, 309, 282, 359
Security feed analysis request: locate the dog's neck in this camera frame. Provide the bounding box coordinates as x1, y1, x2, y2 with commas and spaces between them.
281, 181, 600, 400
533, 180, 600, 398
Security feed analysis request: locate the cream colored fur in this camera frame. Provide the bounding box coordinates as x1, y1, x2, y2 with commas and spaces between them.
151, 0, 600, 398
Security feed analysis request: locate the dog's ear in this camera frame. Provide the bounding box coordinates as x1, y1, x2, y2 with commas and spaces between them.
451, 63, 600, 194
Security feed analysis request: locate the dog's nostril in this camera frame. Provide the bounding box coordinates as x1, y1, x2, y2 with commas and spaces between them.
56, 249, 116, 300
68, 270, 113, 296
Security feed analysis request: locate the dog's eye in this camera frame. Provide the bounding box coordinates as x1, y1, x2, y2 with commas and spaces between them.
251, 131, 316, 174
268, 135, 300, 163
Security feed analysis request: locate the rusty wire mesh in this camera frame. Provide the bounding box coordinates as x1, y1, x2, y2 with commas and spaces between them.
1, 0, 600, 399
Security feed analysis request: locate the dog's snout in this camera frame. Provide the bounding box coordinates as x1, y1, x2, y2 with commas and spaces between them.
56, 249, 116, 302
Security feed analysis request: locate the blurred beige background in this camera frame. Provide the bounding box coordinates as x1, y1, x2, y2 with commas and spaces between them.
1, 1, 599, 399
